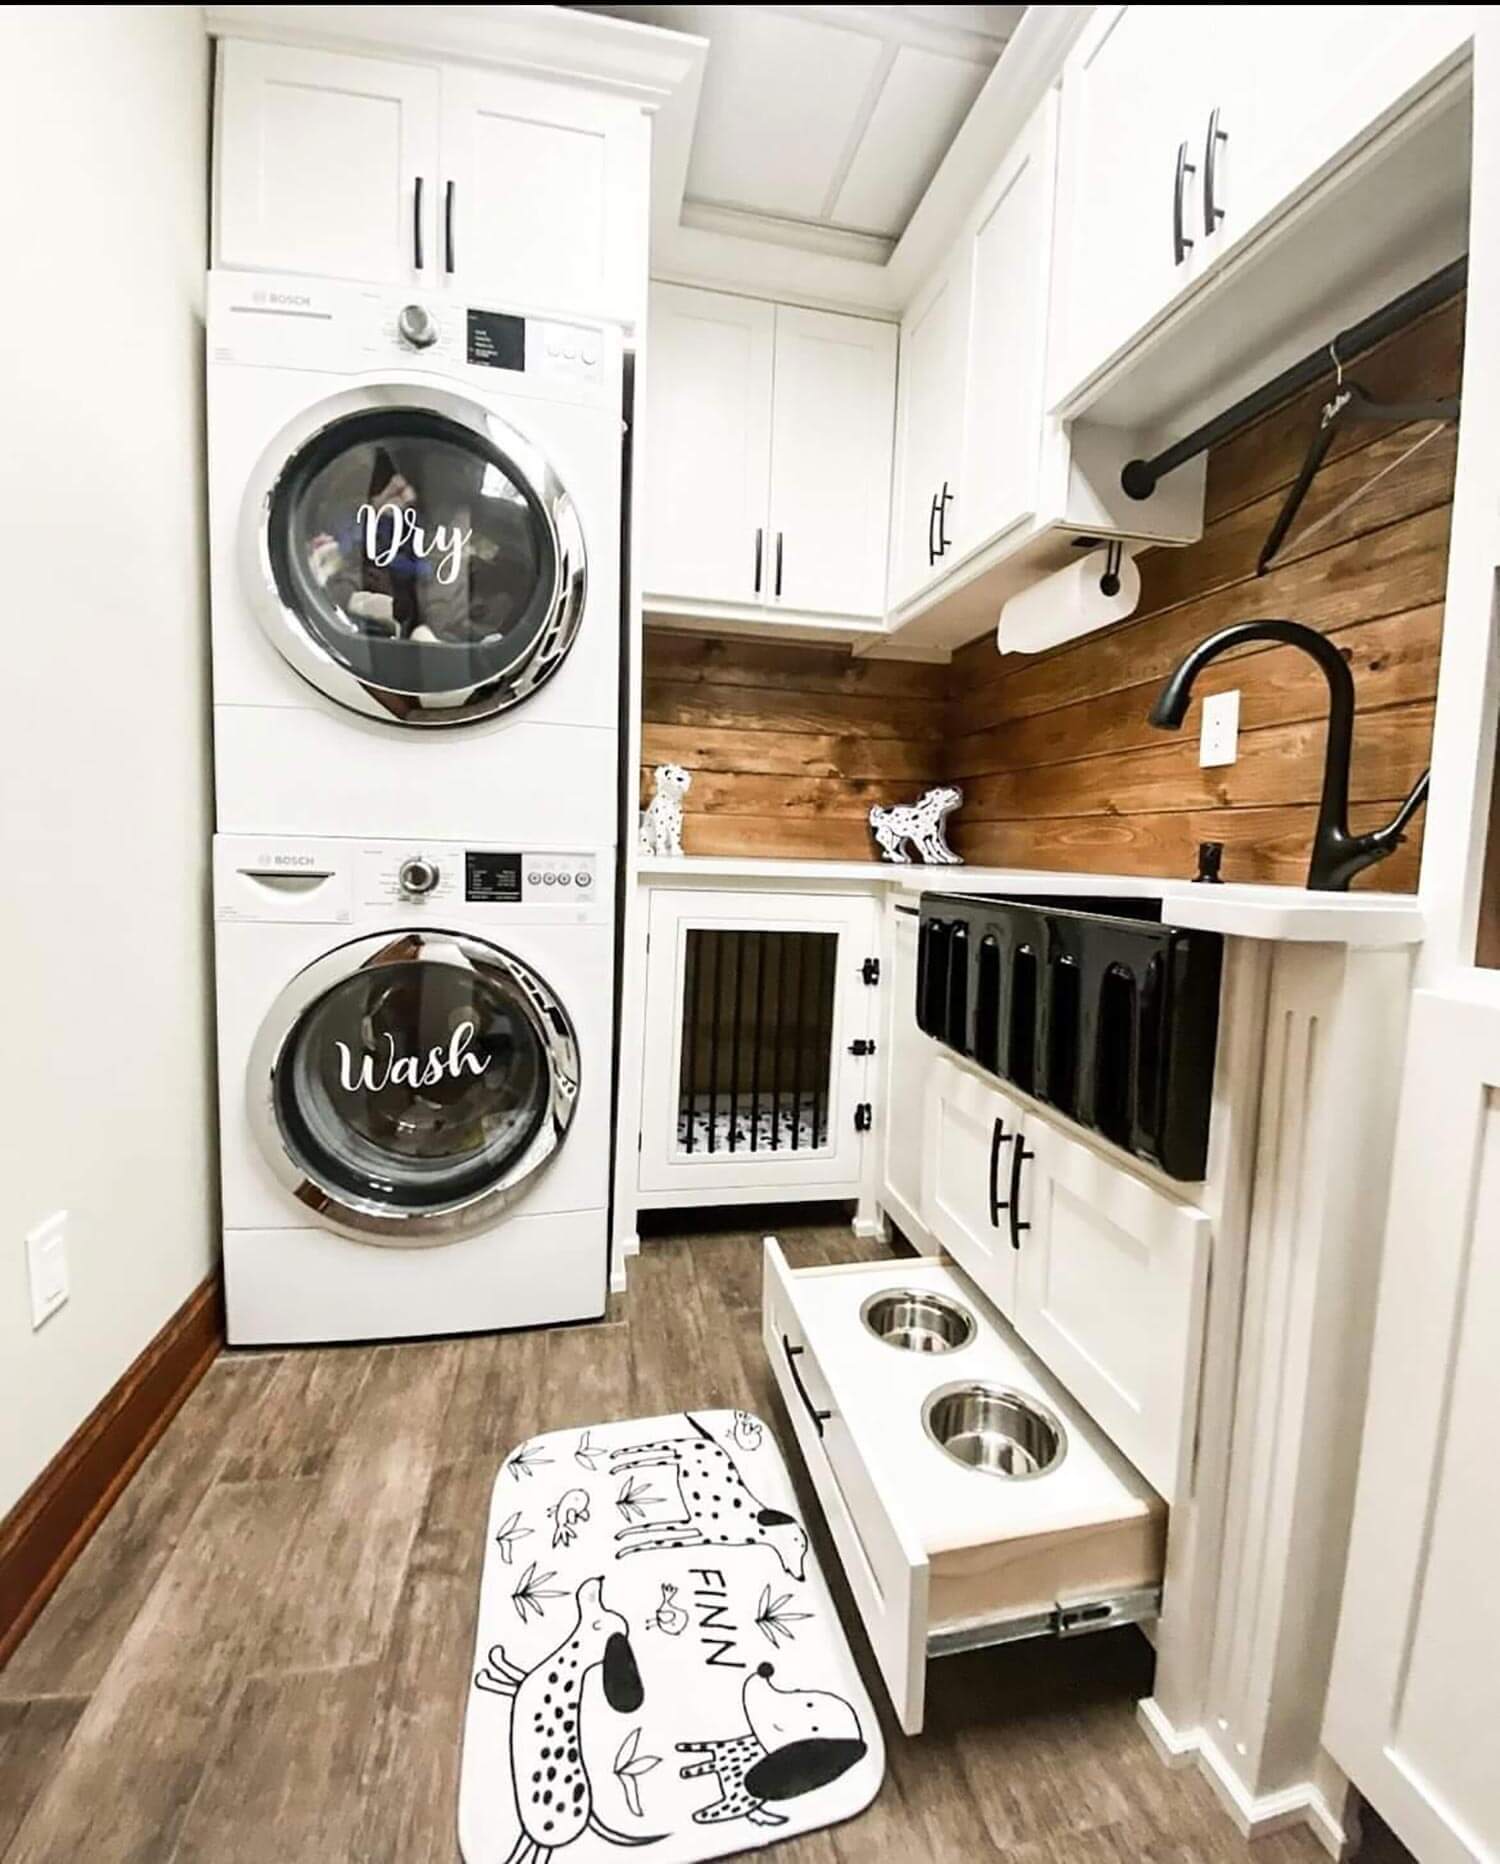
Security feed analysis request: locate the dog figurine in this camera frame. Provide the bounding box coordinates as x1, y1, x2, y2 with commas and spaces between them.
869, 784, 964, 865
474, 1575, 657, 1862
676, 1660, 867, 1829
638, 763, 691, 858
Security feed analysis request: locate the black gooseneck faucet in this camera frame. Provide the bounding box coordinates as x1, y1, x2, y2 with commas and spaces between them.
1147, 619, 1430, 892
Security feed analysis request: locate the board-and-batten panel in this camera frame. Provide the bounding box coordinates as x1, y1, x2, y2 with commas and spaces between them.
640, 632, 947, 859
945, 295, 1465, 887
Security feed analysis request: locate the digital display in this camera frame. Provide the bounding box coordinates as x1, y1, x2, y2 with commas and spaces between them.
465, 851, 523, 902
466, 309, 526, 371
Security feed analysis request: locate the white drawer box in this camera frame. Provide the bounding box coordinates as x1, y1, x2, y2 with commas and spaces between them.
764, 1242, 1165, 1734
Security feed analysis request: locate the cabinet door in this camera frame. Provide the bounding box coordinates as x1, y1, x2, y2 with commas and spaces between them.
1325, 989, 1500, 1862
956, 92, 1056, 558
1049, 5, 1209, 406
637, 890, 879, 1194
1013, 1119, 1209, 1502
215, 39, 439, 286
888, 256, 969, 609
878, 904, 934, 1246
922, 1056, 1022, 1319
766, 307, 897, 619
441, 67, 648, 318
641, 285, 774, 606
1208, 7, 1471, 261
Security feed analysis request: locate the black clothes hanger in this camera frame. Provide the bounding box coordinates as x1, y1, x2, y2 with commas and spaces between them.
1256, 341, 1459, 575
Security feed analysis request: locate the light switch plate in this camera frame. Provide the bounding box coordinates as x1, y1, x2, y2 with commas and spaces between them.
26, 1210, 69, 1330
1200, 690, 1240, 767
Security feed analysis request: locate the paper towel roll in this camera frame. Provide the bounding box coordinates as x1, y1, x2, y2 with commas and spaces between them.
996, 545, 1141, 654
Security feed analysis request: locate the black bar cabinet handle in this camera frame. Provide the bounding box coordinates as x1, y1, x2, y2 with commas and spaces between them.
774, 530, 784, 597
927, 492, 939, 566
1008, 1137, 1034, 1250
782, 1336, 831, 1437
1203, 108, 1227, 235
1172, 141, 1195, 266
413, 175, 425, 271
444, 179, 456, 273
753, 527, 764, 594
988, 1115, 1013, 1227
937, 480, 952, 554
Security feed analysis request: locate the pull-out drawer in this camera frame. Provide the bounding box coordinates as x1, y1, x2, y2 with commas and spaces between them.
764, 1241, 1165, 1735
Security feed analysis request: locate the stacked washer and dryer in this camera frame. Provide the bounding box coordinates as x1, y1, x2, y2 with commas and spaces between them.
208, 272, 626, 1344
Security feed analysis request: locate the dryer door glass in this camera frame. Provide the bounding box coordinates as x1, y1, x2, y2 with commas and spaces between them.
271, 941, 574, 1224
264, 405, 584, 724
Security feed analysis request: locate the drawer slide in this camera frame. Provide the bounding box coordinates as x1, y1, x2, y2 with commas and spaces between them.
929, 1584, 1162, 1658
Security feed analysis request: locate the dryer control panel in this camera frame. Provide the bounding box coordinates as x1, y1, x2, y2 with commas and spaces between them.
362, 845, 604, 911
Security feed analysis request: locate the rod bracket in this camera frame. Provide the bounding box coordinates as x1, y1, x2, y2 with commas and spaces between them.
1120, 457, 1157, 501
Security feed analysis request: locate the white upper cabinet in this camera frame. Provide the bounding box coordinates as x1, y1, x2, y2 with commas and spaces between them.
767, 307, 897, 619
216, 40, 439, 287
1049, 6, 1212, 411
954, 90, 1057, 560
641, 285, 775, 608
1049, 4, 1475, 410
888, 254, 970, 609
214, 39, 648, 319
440, 67, 648, 314
642, 283, 897, 625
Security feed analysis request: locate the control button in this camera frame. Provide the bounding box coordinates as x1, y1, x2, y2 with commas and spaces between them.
542, 871, 556, 885
397, 303, 439, 350
528, 870, 542, 885
575, 871, 592, 887
558, 872, 572, 886
398, 856, 440, 896
582, 341, 599, 365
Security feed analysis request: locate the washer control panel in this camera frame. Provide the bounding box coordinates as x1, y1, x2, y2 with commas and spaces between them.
363, 847, 600, 908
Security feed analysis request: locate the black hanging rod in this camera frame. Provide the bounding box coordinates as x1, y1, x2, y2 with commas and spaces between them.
1120, 254, 1468, 502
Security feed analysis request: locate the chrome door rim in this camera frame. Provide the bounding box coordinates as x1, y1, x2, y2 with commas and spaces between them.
241, 381, 587, 727
248, 928, 580, 1245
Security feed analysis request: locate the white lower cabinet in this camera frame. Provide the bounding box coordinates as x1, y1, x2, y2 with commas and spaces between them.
876, 903, 935, 1247
764, 1242, 1166, 1735
923, 1054, 1210, 1503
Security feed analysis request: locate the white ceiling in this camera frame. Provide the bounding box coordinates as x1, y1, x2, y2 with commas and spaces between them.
572, 4, 1025, 262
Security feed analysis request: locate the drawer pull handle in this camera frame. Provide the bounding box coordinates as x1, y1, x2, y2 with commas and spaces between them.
1173, 140, 1196, 266
1008, 1138, 1034, 1250
988, 1115, 1013, 1227
782, 1336, 831, 1438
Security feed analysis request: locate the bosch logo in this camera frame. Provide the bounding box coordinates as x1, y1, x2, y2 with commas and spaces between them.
262, 853, 317, 867
250, 289, 313, 308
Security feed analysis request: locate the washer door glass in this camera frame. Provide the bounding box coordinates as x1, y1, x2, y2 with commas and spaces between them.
265, 407, 575, 718
272, 942, 563, 1219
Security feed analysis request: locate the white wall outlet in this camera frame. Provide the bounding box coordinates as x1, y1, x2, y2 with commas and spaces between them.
1200, 689, 1240, 767
25, 1210, 69, 1330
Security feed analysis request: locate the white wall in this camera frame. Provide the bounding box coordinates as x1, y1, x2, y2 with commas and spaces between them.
0, 6, 215, 1516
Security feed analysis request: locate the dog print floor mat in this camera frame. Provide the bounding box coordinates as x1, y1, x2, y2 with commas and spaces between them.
458, 1409, 885, 1863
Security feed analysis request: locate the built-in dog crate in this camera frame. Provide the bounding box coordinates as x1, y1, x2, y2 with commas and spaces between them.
637, 890, 881, 1204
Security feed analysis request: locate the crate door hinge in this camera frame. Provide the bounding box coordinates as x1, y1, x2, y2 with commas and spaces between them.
848, 1038, 876, 1057
861, 957, 881, 985
854, 1102, 873, 1133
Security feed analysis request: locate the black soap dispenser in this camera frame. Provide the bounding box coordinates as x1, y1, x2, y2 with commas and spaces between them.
1195, 840, 1225, 884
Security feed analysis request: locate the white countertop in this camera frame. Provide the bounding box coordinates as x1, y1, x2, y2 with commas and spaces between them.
634, 855, 1425, 946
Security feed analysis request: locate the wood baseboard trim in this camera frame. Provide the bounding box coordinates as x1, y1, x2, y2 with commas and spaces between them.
0, 1274, 224, 1670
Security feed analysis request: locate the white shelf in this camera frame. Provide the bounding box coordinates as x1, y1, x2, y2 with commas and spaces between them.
635, 856, 1426, 946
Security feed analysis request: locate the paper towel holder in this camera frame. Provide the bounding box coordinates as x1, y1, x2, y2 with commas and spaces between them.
1071, 535, 1125, 597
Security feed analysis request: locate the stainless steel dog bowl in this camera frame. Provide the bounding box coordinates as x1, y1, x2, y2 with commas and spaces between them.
921, 1382, 1067, 1479
860, 1289, 977, 1354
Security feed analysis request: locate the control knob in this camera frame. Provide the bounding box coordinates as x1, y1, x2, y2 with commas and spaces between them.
397, 303, 439, 350
398, 856, 440, 896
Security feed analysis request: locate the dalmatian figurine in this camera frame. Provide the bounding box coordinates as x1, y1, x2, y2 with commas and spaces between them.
868, 784, 965, 865
638, 763, 691, 858
474, 1575, 656, 1863
676, 1660, 867, 1830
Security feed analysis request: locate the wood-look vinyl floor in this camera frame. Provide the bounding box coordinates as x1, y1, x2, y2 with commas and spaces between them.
1, 1224, 1338, 1863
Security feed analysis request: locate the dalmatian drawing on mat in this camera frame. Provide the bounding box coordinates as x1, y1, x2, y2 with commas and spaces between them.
868, 783, 965, 865
609, 1414, 809, 1580
676, 1661, 867, 1830
474, 1575, 661, 1863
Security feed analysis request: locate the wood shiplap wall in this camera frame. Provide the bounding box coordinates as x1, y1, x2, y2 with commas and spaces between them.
945, 296, 1464, 887
640, 632, 947, 858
